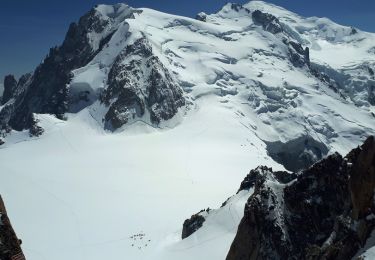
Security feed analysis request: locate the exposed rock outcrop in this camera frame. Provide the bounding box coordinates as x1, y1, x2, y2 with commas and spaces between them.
287, 40, 310, 68
227, 136, 375, 260
181, 209, 209, 239
1, 75, 17, 105
369, 85, 375, 105
1, 5, 138, 132
252, 10, 283, 34
251, 9, 310, 69
101, 37, 185, 130
0, 196, 25, 260
237, 166, 296, 193
181, 166, 296, 240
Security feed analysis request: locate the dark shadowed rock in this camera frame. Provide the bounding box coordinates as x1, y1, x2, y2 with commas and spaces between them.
0, 104, 14, 131
252, 10, 283, 34
266, 135, 329, 172
238, 166, 296, 193
1, 6, 138, 132
288, 41, 310, 68
368, 67, 374, 76
7, 8, 113, 131
227, 136, 375, 260
251, 10, 310, 68
2, 75, 17, 105
351, 27, 358, 35
0, 195, 25, 260
182, 209, 208, 239
369, 85, 375, 105
349, 136, 375, 220
28, 115, 44, 137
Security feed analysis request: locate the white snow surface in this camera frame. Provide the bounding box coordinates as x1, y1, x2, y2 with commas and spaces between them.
245, 1, 375, 68
1, 97, 268, 260
1, 1, 375, 259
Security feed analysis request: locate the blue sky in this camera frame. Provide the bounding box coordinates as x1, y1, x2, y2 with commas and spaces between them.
1, 0, 374, 82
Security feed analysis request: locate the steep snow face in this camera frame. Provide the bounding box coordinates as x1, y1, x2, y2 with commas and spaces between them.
244, 1, 375, 106
1, 1, 375, 260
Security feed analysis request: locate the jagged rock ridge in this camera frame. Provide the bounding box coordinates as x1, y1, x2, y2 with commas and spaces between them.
226, 136, 375, 260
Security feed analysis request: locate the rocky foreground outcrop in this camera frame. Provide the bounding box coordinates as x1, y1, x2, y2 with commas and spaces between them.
0, 196, 25, 260
226, 136, 375, 260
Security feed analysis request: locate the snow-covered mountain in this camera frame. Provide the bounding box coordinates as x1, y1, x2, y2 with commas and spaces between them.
0, 1, 374, 260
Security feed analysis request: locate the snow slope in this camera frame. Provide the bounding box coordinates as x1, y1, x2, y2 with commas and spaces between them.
244, 1, 375, 107
1, 1, 375, 260
0, 96, 274, 260
245, 1, 375, 68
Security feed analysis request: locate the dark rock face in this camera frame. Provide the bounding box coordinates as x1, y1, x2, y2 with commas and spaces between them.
181, 209, 208, 239
227, 136, 375, 260
266, 135, 329, 172
288, 41, 310, 68
0, 195, 25, 260
351, 27, 358, 35
251, 10, 310, 68
101, 37, 185, 130
369, 85, 375, 105
238, 166, 295, 193
368, 67, 374, 77
0, 104, 14, 132
182, 167, 296, 239
28, 115, 44, 137
252, 10, 283, 34
2, 75, 17, 105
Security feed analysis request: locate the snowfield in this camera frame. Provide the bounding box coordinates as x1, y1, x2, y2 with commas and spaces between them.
0, 96, 276, 260
1, 1, 374, 259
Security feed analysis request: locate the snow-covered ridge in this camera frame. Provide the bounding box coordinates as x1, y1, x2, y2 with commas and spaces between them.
86, 3, 138, 52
